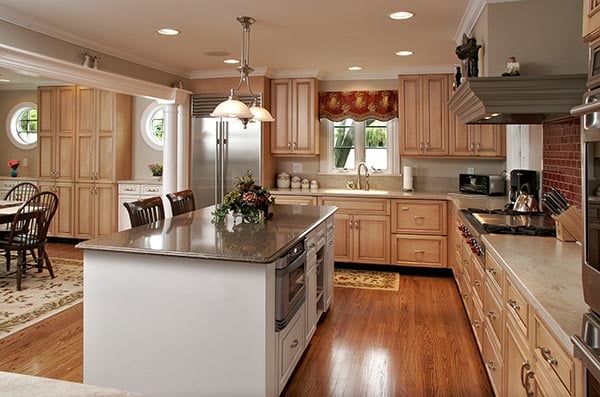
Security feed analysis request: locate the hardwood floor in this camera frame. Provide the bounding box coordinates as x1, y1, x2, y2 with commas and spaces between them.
0, 243, 492, 396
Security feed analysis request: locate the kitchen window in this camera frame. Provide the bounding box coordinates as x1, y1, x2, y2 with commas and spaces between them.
324, 118, 397, 174
141, 102, 164, 151
6, 102, 38, 149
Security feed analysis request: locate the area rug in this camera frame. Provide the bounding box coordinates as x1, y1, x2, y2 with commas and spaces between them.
334, 268, 400, 291
0, 258, 83, 338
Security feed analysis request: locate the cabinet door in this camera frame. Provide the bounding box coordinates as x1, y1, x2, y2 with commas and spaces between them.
54, 182, 75, 238
353, 215, 390, 265
473, 125, 505, 157
292, 78, 317, 155
391, 234, 447, 267
56, 86, 76, 180
583, 0, 600, 41
38, 87, 56, 180
398, 75, 422, 155
95, 183, 117, 237
96, 90, 117, 182
449, 112, 473, 156
118, 194, 139, 231
74, 183, 95, 239
305, 262, 317, 344
421, 74, 449, 155
270, 79, 293, 154
76, 87, 96, 182
505, 316, 534, 397
333, 213, 353, 262
37, 181, 56, 236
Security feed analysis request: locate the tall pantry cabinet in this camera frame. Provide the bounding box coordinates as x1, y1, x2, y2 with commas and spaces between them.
37, 86, 132, 239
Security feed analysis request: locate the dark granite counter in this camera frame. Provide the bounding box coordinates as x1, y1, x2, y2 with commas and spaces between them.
77, 205, 337, 263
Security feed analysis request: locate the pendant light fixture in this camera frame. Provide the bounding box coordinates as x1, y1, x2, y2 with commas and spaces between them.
211, 16, 275, 128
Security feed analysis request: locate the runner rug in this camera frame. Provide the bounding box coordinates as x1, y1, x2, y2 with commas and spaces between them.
0, 258, 83, 338
334, 268, 400, 291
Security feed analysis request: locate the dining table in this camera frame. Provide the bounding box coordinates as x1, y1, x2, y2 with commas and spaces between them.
0, 200, 24, 224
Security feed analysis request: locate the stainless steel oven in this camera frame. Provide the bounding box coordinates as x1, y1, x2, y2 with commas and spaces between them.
275, 240, 306, 331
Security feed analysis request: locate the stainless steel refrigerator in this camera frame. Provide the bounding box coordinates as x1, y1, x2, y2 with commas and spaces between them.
191, 94, 262, 209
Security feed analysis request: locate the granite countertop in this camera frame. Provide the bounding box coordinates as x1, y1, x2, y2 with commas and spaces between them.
482, 234, 586, 353
78, 205, 337, 263
0, 371, 141, 396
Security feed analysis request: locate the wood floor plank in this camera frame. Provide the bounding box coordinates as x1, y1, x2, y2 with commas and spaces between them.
0, 244, 492, 396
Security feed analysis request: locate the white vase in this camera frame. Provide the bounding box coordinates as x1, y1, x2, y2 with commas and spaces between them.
152, 175, 161, 181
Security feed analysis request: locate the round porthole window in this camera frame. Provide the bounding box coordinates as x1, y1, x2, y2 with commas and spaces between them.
6, 102, 38, 149
141, 102, 164, 151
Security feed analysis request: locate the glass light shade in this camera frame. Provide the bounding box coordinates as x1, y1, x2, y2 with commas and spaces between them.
210, 97, 254, 119
250, 105, 275, 122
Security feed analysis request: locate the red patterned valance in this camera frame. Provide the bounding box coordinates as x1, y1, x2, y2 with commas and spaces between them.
319, 90, 398, 122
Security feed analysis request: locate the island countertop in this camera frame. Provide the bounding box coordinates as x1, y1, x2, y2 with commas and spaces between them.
77, 204, 337, 263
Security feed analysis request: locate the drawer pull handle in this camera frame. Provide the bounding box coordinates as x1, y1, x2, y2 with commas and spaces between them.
414, 249, 425, 254
537, 346, 558, 366
463, 259, 468, 264
400, 207, 409, 211
487, 267, 497, 275
472, 320, 480, 328
508, 299, 520, 311
473, 280, 481, 287
414, 215, 425, 220
486, 310, 497, 320
486, 360, 496, 371
520, 362, 535, 397
290, 339, 299, 348
462, 294, 469, 300
318, 233, 326, 239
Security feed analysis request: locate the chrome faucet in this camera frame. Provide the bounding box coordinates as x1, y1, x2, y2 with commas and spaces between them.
357, 162, 370, 190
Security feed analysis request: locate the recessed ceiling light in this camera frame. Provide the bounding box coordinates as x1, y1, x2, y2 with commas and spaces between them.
389, 11, 414, 20
396, 50, 413, 56
348, 66, 363, 71
491, 113, 501, 117
157, 28, 180, 36
0, 78, 10, 82
224, 59, 240, 64
484, 116, 492, 120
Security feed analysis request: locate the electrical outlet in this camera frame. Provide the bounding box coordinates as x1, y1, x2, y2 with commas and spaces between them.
21, 158, 28, 167
467, 167, 475, 174
292, 163, 303, 173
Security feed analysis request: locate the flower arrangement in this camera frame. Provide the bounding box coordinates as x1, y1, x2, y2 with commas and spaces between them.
7, 159, 20, 170
212, 170, 275, 224
148, 163, 163, 176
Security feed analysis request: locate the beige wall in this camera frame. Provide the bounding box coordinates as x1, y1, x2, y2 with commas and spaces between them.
132, 97, 163, 180
0, 90, 38, 178
475, 0, 587, 76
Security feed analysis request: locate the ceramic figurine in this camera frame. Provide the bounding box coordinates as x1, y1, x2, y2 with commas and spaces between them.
502, 56, 520, 76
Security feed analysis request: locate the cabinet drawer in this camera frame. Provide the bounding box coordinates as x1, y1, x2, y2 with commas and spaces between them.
391, 199, 447, 235
119, 184, 141, 195
484, 282, 503, 347
506, 277, 529, 336
272, 194, 317, 206
319, 197, 389, 215
483, 326, 503, 397
533, 315, 573, 394
326, 216, 335, 237
278, 306, 305, 392
142, 184, 162, 196
391, 234, 447, 267
316, 223, 327, 249
485, 251, 504, 295
306, 230, 318, 258
470, 256, 485, 308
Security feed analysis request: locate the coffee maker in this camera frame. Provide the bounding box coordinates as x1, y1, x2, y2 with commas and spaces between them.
509, 169, 539, 205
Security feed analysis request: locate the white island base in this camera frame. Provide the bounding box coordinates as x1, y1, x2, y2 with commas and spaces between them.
83, 250, 277, 396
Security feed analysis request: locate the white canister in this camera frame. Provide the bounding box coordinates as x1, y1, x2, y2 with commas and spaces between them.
301, 179, 310, 189
310, 180, 319, 190
291, 176, 302, 189
276, 172, 291, 188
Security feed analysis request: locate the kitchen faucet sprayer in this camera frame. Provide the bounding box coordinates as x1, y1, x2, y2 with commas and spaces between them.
357, 162, 370, 190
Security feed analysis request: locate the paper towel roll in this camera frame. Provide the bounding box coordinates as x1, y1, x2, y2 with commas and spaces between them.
403, 166, 413, 191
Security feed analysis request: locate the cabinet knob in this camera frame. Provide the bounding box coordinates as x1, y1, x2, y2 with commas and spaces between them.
425, 142, 430, 151
293, 142, 297, 150
419, 142, 424, 153
508, 298, 520, 311
486, 310, 497, 320
487, 267, 497, 275
287, 142, 291, 150
537, 346, 558, 366
414, 249, 425, 254
486, 360, 496, 371
473, 280, 481, 287
472, 320, 480, 328
290, 339, 299, 348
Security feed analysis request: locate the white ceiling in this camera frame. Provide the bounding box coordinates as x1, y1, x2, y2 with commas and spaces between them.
0, 0, 470, 80
0, 66, 66, 89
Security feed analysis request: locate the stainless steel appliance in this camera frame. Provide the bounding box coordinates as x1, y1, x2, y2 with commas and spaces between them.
275, 240, 306, 331
459, 174, 505, 196
191, 94, 262, 208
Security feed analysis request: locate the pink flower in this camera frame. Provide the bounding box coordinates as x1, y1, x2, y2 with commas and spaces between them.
7, 159, 19, 169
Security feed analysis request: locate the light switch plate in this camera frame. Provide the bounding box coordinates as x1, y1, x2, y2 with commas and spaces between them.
22, 158, 28, 167
292, 163, 302, 173
467, 167, 474, 174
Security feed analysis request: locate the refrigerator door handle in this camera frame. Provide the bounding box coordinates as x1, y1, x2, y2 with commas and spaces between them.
214, 120, 221, 206
221, 121, 228, 203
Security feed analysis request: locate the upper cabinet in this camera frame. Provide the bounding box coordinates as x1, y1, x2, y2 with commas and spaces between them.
449, 115, 506, 158
38, 86, 76, 181
583, 0, 600, 42
399, 74, 449, 156
270, 78, 319, 156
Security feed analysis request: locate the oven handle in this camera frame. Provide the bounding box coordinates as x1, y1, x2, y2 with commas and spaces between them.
572, 91, 600, 116
276, 250, 306, 277
572, 335, 600, 381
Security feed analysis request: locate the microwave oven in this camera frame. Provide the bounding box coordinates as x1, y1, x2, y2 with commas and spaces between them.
459, 174, 505, 196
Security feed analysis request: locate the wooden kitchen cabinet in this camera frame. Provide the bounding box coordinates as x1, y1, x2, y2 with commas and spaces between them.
449, 115, 506, 158
583, 0, 600, 42
391, 234, 447, 267
75, 183, 117, 239
505, 314, 534, 397
271, 194, 317, 205
392, 199, 447, 235
38, 181, 74, 238
38, 86, 76, 181
399, 74, 449, 156
270, 78, 319, 156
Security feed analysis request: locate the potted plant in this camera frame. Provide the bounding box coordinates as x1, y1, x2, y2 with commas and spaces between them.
148, 163, 163, 180
7, 159, 20, 177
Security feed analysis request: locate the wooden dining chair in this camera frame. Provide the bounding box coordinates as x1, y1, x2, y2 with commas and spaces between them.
166, 189, 196, 216
3, 182, 40, 202
0, 191, 59, 290
123, 196, 165, 227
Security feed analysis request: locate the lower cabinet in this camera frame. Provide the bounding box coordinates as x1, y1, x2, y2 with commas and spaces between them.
277, 303, 305, 393
271, 194, 317, 205
505, 314, 534, 397
335, 214, 390, 264
117, 182, 163, 231
75, 183, 117, 239
391, 234, 447, 267
38, 181, 75, 238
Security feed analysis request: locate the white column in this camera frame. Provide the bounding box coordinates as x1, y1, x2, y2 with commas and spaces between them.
177, 98, 190, 191
162, 103, 178, 217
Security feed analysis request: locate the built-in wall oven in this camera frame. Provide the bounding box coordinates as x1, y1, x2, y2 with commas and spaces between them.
275, 240, 306, 331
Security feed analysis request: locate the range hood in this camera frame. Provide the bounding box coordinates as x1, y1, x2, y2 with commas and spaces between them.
448, 74, 587, 124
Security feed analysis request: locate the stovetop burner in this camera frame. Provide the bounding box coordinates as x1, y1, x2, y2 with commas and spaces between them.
462, 208, 556, 237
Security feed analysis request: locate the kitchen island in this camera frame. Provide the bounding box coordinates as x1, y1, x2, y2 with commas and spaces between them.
77, 204, 337, 397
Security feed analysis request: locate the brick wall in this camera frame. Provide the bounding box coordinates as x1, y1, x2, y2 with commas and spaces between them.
542, 117, 581, 207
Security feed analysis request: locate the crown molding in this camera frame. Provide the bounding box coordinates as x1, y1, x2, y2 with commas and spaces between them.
189, 67, 269, 79
0, 3, 189, 78
265, 69, 321, 79
0, 43, 191, 102
453, 0, 525, 44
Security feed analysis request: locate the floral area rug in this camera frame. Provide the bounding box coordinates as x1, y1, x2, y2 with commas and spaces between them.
0, 258, 83, 338
334, 268, 400, 291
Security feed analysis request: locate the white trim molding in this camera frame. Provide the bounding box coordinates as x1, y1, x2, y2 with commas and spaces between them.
0, 43, 191, 102
454, 0, 526, 44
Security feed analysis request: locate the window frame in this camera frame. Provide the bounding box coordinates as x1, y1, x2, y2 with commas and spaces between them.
321, 118, 399, 175
140, 102, 165, 151
6, 102, 38, 150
